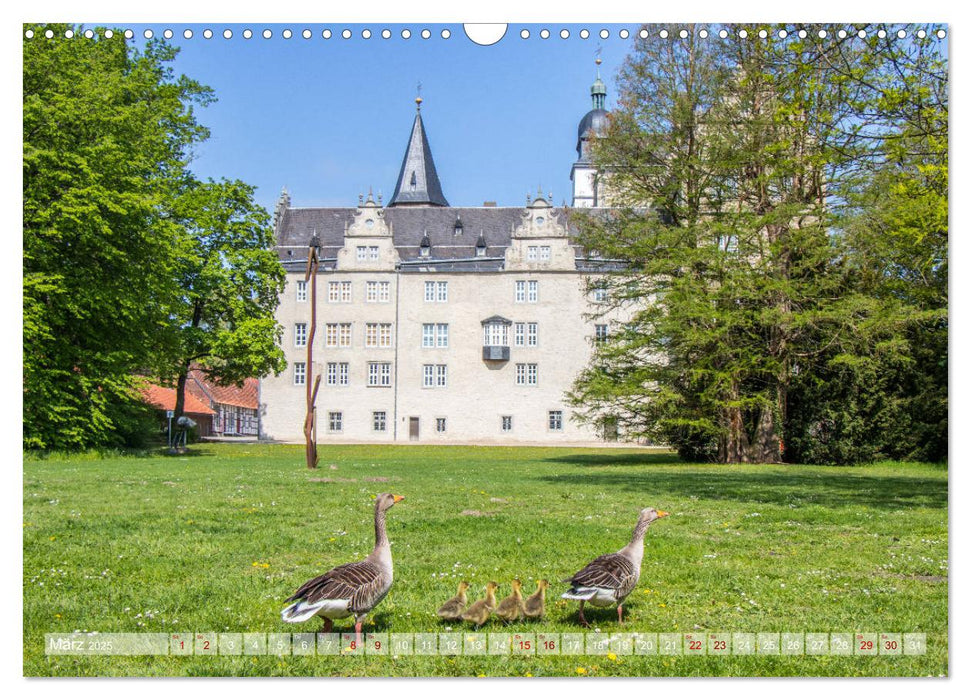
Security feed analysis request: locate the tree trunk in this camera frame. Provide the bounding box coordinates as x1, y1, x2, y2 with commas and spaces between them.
749, 404, 781, 463
174, 360, 191, 421
719, 381, 751, 463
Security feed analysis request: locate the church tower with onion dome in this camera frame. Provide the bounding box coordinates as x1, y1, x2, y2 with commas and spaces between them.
571, 59, 609, 207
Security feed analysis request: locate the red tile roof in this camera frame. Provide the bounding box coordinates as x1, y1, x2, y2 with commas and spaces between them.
188, 369, 259, 410
141, 384, 215, 415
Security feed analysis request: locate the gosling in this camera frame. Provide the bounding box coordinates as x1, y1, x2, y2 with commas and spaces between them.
437, 581, 471, 621
523, 579, 548, 620
494, 579, 525, 624
460, 581, 499, 629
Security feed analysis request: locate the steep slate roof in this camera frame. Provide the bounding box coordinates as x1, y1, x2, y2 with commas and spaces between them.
141, 384, 215, 415
276, 206, 565, 256
388, 111, 449, 207
187, 369, 259, 410
273, 205, 625, 273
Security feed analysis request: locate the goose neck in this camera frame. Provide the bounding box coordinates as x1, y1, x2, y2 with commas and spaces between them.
373, 504, 389, 551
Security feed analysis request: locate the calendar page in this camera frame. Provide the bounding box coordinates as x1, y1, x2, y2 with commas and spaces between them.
22, 11, 948, 683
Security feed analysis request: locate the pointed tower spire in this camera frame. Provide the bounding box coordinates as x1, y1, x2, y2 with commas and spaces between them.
388, 93, 449, 207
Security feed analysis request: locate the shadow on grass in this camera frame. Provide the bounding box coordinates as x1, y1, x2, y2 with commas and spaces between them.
546, 452, 684, 468
535, 466, 947, 511
23, 444, 218, 461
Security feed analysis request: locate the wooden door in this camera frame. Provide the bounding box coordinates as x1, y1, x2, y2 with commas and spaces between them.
409, 417, 420, 441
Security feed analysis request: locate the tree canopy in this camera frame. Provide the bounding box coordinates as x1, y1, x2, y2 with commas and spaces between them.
163, 177, 287, 421
23, 25, 286, 450
568, 24, 947, 464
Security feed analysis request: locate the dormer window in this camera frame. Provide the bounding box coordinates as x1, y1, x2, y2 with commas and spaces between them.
419, 232, 431, 258
453, 216, 464, 237
475, 232, 487, 257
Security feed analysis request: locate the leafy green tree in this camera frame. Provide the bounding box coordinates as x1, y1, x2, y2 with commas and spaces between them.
569, 23, 947, 464
23, 24, 211, 449
162, 178, 287, 421
785, 27, 948, 462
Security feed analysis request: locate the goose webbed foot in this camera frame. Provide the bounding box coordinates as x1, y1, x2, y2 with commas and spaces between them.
578, 601, 590, 628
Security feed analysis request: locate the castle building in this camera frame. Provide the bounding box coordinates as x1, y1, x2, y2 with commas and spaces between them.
259, 73, 626, 444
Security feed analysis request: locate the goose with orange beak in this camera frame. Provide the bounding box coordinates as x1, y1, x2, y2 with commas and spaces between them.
282, 493, 404, 645
562, 507, 669, 626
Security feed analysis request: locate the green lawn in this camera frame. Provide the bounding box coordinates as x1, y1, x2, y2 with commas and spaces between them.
23, 444, 947, 677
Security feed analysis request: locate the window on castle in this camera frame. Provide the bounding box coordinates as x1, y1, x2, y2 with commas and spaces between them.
296, 280, 307, 302
293, 362, 306, 386
365, 323, 392, 348
424, 280, 448, 302
326, 362, 349, 386
373, 411, 387, 432
513, 321, 538, 348
326, 323, 352, 348
595, 324, 609, 344
294, 323, 308, 347
515, 280, 539, 303
483, 322, 508, 347
368, 362, 392, 387
328, 281, 352, 303
548, 410, 564, 431
366, 280, 391, 303
516, 363, 538, 386
356, 246, 367, 261
422, 323, 448, 348
368, 246, 379, 261
527, 246, 538, 261
328, 412, 343, 432
501, 415, 513, 432
423, 364, 447, 388
540, 246, 551, 261
436, 417, 447, 433
380, 323, 393, 348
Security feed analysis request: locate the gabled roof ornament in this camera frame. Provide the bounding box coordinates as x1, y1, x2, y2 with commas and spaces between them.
273, 186, 291, 228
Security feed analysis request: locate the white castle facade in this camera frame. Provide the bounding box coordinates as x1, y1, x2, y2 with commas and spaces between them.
259, 73, 628, 444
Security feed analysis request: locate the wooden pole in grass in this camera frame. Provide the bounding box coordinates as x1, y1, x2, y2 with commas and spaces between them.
303, 233, 321, 469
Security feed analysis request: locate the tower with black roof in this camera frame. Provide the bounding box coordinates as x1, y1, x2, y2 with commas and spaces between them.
571, 59, 609, 207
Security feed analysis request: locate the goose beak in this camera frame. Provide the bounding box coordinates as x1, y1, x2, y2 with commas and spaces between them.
392, 494, 405, 503
657, 510, 670, 518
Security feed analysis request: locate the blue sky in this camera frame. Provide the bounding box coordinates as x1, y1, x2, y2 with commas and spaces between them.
121, 24, 632, 213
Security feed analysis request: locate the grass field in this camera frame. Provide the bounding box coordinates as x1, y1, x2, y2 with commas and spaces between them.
23, 443, 947, 677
